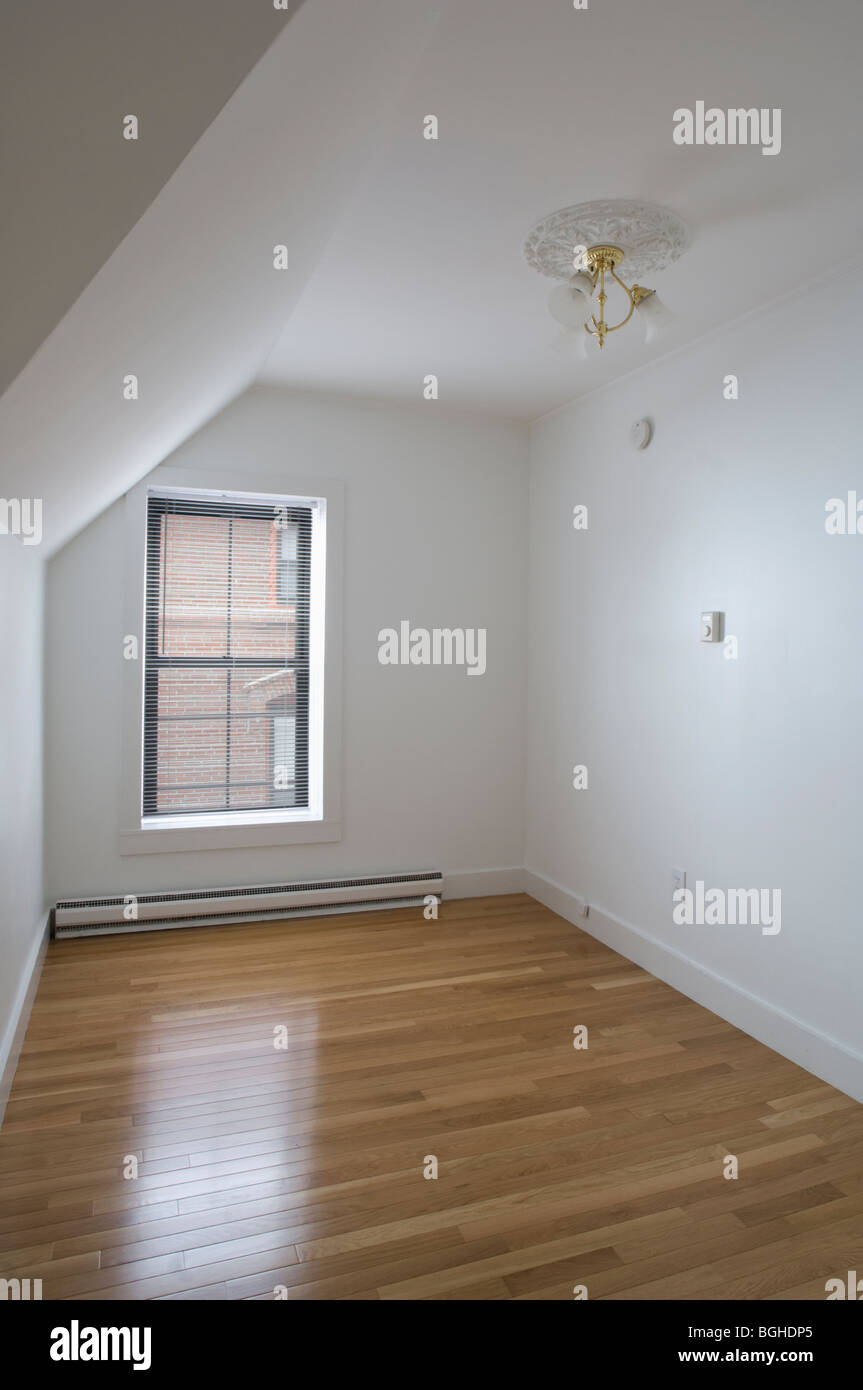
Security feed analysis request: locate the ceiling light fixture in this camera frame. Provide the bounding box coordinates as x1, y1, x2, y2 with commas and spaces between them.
524, 200, 689, 354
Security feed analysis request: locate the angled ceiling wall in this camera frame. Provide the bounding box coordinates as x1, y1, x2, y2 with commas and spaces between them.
0, 0, 439, 555
0, 0, 298, 396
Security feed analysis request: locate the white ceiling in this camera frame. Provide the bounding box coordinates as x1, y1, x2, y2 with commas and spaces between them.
259, 0, 863, 418
3, 0, 862, 554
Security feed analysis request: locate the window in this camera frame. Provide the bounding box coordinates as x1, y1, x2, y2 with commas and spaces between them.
142, 490, 322, 820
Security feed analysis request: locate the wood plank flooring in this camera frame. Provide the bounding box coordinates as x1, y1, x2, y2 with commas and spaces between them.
1, 893, 861, 1300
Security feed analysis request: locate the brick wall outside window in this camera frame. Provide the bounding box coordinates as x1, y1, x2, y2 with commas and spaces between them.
149, 512, 302, 813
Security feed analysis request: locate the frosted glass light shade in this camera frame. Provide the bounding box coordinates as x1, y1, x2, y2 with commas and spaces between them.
569, 271, 595, 297
548, 283, 591, 330
635, 291, 675, 343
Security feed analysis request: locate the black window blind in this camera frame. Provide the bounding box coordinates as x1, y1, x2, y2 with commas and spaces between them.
143, 493, 313, 817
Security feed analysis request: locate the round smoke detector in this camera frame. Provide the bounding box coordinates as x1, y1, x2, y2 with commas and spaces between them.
523, 199, 689, 283
630, 418, 653, 450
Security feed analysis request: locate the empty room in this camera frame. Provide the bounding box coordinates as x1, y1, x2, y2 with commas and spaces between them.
2, 0, 862, 1349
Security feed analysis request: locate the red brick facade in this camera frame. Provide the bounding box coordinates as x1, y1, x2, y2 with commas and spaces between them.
151, 512, 301, 813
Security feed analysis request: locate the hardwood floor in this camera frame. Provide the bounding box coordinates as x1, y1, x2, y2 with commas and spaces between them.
1, 893, 861, 1300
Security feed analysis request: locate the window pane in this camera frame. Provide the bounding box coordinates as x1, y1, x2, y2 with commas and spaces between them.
145, 664, 305, 813
229, 515, 307, 660
159, 513, 230, 657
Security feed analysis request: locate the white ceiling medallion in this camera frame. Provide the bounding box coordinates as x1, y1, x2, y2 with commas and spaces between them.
525, 200, 689, 354
523, 199, 689, 282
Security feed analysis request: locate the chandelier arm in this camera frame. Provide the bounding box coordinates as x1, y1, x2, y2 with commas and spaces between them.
601, 267, 638, 334
583, 257, 649, 344
585, 261, 605, 338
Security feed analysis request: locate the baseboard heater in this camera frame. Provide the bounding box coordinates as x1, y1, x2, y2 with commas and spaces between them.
52, 870, 444, 940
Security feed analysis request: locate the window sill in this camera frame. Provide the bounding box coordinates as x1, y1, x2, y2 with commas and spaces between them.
119, 817, 342, 856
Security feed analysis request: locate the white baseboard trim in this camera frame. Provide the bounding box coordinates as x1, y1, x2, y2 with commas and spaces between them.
0, 913, 50, 1129
524, 868, 863, 1105
444, 867, 526, 899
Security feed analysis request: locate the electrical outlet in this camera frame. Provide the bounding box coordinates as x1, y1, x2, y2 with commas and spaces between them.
572, 894, 590, 920
671, 867, 686, 899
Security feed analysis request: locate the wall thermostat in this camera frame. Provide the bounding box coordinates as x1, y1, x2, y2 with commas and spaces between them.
700, 611, 723, 642
630, 418, 652, 450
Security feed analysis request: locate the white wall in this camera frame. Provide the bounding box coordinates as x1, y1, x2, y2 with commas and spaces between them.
0, 540, 46, 1106
525, 266, 863, 1096
45, 387, 528, 899
39, 275, 863, 1097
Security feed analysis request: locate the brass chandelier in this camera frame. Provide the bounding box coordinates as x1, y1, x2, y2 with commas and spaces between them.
547, 244, 672, 352
574, 245, 655, 349
524, 200, 689, 357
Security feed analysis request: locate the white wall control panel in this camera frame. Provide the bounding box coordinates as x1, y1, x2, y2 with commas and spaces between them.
700, 611, 722, 642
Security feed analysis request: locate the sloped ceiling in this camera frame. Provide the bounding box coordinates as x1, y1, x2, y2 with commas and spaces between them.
4, 0, 863, 556
0, 0, 296, 396
0, 0, 438, 554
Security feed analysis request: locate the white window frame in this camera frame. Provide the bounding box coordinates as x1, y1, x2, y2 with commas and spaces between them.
120, 466, 342, 855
